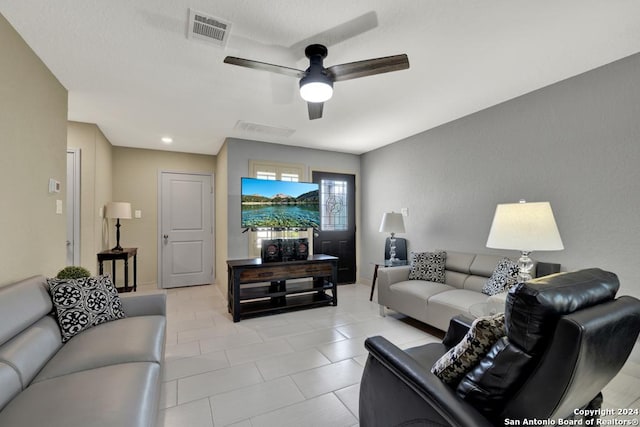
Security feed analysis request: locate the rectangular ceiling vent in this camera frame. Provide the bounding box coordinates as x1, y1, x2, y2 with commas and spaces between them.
187, 9, 232, 48
234, 121, 295, 138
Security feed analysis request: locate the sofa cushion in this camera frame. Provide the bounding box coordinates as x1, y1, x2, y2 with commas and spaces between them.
33, 315, 165, 383
390, 281, 454, 301
506, 268, 619, 354
0, 276, 52, 347
431, 313, 505, 385
0, 363, 21, 412
48, 275, 125, 342
482, 258, 519, 296
0, 362, 160, 427
409, 251, 446, 283
0, 316, 62, 388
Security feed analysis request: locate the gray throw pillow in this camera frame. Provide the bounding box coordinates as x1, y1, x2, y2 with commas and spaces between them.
408, 251, 446, 283
48, 275, 126, 342
482, 257, 519, 296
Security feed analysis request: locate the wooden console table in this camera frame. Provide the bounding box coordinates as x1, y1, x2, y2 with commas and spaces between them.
97, 248, 137, 292
227, 254, 338, 322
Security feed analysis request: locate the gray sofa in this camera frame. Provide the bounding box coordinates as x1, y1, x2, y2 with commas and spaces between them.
378, 250, 555, 331
0, 275, 166, 427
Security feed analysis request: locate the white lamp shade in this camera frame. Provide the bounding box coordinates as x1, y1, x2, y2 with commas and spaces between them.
486, 201, 563, 251
106, 202, 132, 219
379, 212, 406, 234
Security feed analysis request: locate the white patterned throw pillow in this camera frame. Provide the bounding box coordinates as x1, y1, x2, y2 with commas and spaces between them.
48, 275, 126, 342
482, 257, 520, 296
408, 251, 447, 283
431, 312, 506, 384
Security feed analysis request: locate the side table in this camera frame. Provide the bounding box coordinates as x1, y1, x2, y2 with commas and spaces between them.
97, 248, 138, 292
369, 259, 408, 301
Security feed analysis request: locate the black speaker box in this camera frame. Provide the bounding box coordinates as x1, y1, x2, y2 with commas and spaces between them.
261, 239, 282, 262
280, 239, 296, 261
294, 238, 309, 260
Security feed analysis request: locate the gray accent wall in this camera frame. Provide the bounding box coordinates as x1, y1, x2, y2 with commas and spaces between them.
361, 52, 640, 298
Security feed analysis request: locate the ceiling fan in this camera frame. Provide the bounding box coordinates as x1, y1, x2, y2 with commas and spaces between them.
224, 44, 410, 120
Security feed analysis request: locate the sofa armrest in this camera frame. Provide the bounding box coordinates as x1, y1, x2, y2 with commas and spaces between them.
120, 291, 166, 317
377, 265, 411, 305
361, 336, 492, 427
442, 315, 473, 348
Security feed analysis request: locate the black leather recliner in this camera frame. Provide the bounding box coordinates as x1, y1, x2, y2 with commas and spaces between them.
359, 268, 640, 426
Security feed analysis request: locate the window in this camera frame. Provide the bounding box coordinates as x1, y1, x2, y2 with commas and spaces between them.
320, 179, 348, 231
247, 161, 310, 257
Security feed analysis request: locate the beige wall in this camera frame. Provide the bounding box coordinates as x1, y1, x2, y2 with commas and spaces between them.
67, 121, 113, 274
214, 142, 229, 294
112, 147, 216, 286
0, 14, 68, 286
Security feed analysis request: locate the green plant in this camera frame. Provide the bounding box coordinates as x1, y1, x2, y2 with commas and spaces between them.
56, 266, 91, 280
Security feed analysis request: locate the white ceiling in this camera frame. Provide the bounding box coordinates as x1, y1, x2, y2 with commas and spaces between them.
2, 1, 640, 155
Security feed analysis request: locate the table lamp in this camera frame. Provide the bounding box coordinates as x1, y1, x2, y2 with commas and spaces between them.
106, 202, 132, 251
486, 200, 563, 282
379, 212, 406, 263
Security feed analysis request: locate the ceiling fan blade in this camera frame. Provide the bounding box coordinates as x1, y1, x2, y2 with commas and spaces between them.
326, 54, 409, 82
308, 102, 324, 120
223, 56, 305, 78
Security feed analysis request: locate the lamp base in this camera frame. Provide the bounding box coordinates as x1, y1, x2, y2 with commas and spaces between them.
111, 245, 124, 252
518, 251, 534, 282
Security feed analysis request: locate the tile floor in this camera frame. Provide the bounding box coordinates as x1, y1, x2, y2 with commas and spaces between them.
146, 282, 640, 427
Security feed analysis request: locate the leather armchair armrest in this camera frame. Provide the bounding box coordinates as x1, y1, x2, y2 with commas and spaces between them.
362, 336, 493, 427
120, 291, 166, 317
442, 314, 473, 348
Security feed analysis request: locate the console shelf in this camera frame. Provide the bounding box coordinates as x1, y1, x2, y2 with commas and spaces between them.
227, 255, 338, 322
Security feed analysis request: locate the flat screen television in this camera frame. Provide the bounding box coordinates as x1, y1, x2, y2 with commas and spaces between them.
241, 177, 320, 229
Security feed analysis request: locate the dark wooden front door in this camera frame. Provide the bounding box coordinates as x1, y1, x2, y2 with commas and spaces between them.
312, 171, 356, 284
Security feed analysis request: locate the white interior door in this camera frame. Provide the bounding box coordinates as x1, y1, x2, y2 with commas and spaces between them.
160, 172, 214, 288
66, 149, 80, 266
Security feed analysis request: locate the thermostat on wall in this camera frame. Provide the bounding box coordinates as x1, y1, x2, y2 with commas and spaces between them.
48, 178, 61, 193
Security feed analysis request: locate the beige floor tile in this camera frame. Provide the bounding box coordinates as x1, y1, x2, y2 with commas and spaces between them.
316, 337, 368, 363
257, 320, 316, 340
159, 380, 177, 409
159, 398, 213, 427
164, 340, 201, 361
225, 338, 295, 366
291, 359, 364, 398
250, 393, 357, 427
156, 283, 639, 426
199, 331, 264, 354
163, 350, 229, 381
209, 377, 305, 425
285, 327, 348, 351
256, 348, 331, 381
177, 364, 263, 404
335, 383, 361, 419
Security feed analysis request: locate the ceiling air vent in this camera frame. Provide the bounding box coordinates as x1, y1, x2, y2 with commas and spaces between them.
187, 9, 232, 48
234, 121, 295, 138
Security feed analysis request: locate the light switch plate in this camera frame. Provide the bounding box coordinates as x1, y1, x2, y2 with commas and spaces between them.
56, 199, 63, 214
401, 207, 409, 216
134, 210, 142, 218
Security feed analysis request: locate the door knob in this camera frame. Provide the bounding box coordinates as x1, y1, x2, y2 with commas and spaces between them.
163, 234, 169, 239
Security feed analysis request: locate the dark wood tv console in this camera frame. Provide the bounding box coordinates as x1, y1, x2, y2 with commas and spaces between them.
227, 255, 338, 322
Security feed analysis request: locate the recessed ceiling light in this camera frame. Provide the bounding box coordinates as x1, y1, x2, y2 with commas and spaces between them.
161, 136, 173, 144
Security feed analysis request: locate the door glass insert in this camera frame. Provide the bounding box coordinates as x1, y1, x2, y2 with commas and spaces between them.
320, 179, 348, 231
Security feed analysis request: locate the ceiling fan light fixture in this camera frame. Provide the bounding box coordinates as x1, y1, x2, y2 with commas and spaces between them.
299, 75, 333, 103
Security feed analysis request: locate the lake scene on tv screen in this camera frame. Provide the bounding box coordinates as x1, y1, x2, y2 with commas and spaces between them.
241, 178, 320, 228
